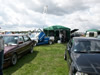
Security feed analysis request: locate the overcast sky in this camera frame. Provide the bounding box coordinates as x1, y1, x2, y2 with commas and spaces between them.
0, 0, 100, 32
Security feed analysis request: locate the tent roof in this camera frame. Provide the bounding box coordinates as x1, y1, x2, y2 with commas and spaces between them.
43, 25, 70, 31
86, 29, 100, 32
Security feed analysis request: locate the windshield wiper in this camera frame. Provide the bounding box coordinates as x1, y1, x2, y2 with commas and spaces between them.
74, 51, 88, 53
89, 51, 100, 53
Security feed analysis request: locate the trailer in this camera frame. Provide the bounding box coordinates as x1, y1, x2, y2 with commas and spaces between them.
86, 29, 100, 37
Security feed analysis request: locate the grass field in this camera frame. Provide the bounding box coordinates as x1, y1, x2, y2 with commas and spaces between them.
3, 44, 69, 75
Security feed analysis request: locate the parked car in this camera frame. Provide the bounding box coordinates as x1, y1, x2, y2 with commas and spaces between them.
28, 33, 39, 44
29, 32, 54, 45
2, 34, 36, 66
64, 37, 100, 75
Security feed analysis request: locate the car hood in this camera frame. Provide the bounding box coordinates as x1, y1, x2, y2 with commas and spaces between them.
4, 45, 17, 54
31, 37, 37, 40
73, 53, 100, 74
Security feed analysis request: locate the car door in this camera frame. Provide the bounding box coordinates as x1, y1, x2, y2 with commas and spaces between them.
16, 36, 25, 55
23, 35, 32, 51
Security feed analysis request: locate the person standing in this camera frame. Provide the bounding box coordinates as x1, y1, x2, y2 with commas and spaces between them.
0, 36, 4, 75
59, 32, 63, 43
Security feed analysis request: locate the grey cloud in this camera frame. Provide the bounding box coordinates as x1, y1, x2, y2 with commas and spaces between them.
0, 24, 17, 30
0, 0, 100, 31
0, 0, 92, 17
0, 24, 47, 30
33, 24, 48, 28
47, 1, 89, 16
20, 0, 90, 16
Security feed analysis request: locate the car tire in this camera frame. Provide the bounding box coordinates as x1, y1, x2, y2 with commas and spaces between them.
49, 41, 53, 45
69, 66, 73, 75
11, 54, 17, 65
64, 54, 67, 60
69, 62, 75, 75
30, 46, 33, 53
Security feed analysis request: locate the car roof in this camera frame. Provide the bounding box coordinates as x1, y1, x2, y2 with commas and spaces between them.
0, 34, 27, 36
73, 37, 100, 41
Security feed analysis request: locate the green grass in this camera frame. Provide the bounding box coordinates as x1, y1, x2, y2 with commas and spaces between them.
3, 44, 69, 75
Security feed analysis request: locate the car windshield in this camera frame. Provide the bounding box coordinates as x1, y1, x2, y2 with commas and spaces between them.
30, 33, 39, 38
30, 34, 35, 38
3, 36, 18, 45
73, 40, 100, 53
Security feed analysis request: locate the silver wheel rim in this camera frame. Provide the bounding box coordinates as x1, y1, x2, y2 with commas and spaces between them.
12, 54, 17, 65
64, 54, 65, 59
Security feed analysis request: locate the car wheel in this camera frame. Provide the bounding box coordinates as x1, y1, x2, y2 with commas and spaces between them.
64, 54, 67, 60
69, 62, 74, 75
11, 54, 17, 65
69, 66, 72, 75
30, 46, 33, 53
49, 41, 53, 45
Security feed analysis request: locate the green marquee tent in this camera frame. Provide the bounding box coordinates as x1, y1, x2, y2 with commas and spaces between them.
86, 29, 100, 32
43, 25, 70, 31
86, 29, 100, 36
43, 25, 71, 42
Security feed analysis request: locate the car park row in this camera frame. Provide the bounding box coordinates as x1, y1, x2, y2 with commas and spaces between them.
1, 27, 100, 74
1, 32, 54, 68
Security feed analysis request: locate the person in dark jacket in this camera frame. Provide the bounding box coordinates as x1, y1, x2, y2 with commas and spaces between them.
0, 36, 4, 75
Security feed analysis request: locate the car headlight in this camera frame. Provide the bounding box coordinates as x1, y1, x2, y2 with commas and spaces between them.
75, 72, 88, 75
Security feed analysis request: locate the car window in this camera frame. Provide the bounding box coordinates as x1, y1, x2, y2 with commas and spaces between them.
19, 36, 24, 42
3, 36, 18, 45
73, 40, 100, 52
91, 41, 100, 51
23, 35, 30, 42
74, 41, 89, 52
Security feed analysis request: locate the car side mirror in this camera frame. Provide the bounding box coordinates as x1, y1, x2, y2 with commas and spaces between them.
67, 47, 71, 54
18, 41, 23, 44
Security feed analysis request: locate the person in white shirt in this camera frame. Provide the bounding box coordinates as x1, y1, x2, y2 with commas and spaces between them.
59, 32, 63, 42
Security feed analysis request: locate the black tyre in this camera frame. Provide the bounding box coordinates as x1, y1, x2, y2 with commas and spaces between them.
11, 54, 17, 65
69, 62, 75, 75
49, 41, 53, 45
64, 54, 67, 60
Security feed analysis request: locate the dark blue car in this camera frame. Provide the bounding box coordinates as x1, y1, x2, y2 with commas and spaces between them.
64, 37, 100, 75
